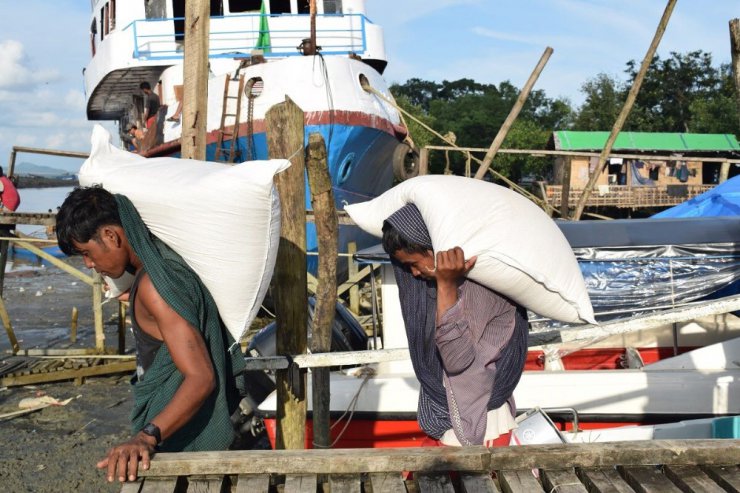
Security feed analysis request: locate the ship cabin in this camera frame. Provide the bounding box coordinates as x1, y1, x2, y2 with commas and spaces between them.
545, 131, 740, 211
85, 0, 386, 121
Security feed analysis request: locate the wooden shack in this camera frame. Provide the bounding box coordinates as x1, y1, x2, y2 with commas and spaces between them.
546, 131, 740, 210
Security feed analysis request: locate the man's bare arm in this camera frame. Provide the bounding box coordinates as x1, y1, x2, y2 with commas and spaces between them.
97, 274, 215, 482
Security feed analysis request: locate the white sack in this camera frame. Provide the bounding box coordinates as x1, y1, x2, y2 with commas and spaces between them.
345, 175, 596, 324
79, 124, 289, 342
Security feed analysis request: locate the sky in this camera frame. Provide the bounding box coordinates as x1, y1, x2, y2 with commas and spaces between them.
0, 0, 738, 172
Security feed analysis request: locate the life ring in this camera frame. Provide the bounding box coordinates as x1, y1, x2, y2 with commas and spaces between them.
392, 143, 420, 181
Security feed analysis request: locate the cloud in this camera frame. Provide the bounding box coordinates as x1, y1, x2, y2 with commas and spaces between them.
0, 40, 60, 89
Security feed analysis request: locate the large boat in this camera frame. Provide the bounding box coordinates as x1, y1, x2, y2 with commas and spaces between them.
84, 0, 415, 258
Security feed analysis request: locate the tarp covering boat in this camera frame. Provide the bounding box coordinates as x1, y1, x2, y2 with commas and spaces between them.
652, 175, 740, 218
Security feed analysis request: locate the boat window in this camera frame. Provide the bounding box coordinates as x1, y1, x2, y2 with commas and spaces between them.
210, 0, 223, 16
269, 0, 291, 14
228, 0, 262, 13
338, 153, 355, 184
99, 6, 105, 40
297, 0, 310, 14
145, 0, 168, 19
323, 0, 342, 14
109, 0, 116, 31
90, 18, 97, 56
245, 77, 264, 98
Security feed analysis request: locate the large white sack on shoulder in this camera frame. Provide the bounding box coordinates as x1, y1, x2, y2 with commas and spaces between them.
345, 175, 595, 324
79, 124, 289, 342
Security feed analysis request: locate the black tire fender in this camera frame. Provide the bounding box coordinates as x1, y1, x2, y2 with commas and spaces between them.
392, 143, 420, 181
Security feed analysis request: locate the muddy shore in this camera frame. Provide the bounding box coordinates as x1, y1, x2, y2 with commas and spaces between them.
0, 253, 272, 491
0, 257, 135, 492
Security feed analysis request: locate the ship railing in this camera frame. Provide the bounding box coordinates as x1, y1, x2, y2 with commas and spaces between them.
122, 13, 368, 61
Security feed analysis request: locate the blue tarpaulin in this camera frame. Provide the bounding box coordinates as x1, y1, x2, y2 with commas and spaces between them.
653, 175, 740, 218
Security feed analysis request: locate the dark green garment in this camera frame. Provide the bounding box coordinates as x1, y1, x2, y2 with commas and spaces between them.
115, 194, 246, 452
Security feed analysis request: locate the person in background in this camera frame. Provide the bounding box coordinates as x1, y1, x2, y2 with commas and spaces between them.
127, 124, 145, 153
0, 166, 21, 211
56, 186, 246, 483
381, 203, 528, 447
140, 81, 161, 132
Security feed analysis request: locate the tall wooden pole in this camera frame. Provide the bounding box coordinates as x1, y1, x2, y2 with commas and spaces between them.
473, 46, 553, 180
306, 132, 337, 449
309, 0, 317, 56
181, 0, 210, 160
266, 97, 308, 450
571, 0, 677, 220
560, 157, 572, 218
730, 19, 740, 132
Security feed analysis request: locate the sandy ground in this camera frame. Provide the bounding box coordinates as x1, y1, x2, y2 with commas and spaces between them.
0, 257, 135, 492
0, 257, 271, 492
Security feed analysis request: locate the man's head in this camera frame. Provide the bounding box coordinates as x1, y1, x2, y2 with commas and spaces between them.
139, 81, 151, 93
128, 124, 138, 135
56, 186, 130, 278
382, 221, 435, 279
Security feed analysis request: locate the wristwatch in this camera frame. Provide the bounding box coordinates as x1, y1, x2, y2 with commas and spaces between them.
141, 422, 162, 445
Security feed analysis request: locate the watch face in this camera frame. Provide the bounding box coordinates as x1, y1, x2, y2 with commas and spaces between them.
142, 423, 161, 443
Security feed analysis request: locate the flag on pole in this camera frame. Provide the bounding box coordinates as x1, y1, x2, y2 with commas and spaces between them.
256, 0, 271, 53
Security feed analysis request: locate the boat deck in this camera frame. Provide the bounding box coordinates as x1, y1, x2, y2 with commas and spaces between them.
122, 439, 739, 492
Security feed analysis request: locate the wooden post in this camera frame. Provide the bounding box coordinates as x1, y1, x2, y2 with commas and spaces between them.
93, 272, 105, 352
720, 160, 731, 183
560, 157, 572, 218
730, 19, 740, 132
266, 97, 308, 450
308, 0, 317, 56
473, 46, 553, 180
419, 147, 429, 175
0, 296, 19, 354
180, 0, 210, 160
347, 242, 359, 315
118, 301, 127, 354
572, 0, 677, 220
306, 132, 338, 449
70, 306, 79, 343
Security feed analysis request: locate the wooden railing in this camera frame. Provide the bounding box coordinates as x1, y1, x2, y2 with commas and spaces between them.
544, 184, 714, 208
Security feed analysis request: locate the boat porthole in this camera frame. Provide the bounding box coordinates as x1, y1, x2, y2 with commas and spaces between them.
245, 77, 264, 98
358, 74, 370, 92
338, 153, 355, 184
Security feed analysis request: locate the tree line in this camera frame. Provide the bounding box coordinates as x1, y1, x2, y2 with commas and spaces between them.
390, 50, 739, 182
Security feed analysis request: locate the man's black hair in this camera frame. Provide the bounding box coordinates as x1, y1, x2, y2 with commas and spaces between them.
56, 186, 121, 256
381, 220, 429, 256
139, 81, 151, 90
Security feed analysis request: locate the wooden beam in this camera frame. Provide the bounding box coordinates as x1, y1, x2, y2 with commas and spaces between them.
0, 360, 135, 387
139, 447, 491, 477
306, 132, 337, 449
424, 146, 739, 164
266, 97, 308, 450
180, 0, 210, 160
474, 47, 553, 180
489, 440, 740, 471
572, 0, 677, 220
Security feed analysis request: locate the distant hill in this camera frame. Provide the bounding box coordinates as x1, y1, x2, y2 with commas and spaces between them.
13, 161, 76, 179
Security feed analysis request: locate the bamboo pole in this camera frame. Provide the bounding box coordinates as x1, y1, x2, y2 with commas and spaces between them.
306, 132, 338, 449
12, 240, 94, 284
181, 0, 210, 160
266, 97, 308, 450
0, 295, 19, 354
70, 306, 78, 343
93, 272, 105, 352
571, 0, 678, 220
473, 46, 553, 180
730, 19, 740, 132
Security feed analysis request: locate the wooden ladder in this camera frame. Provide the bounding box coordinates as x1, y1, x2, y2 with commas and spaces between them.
215, 72, 246, 163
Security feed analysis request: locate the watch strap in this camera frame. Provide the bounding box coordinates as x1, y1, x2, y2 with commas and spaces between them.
141, 422, 162, 445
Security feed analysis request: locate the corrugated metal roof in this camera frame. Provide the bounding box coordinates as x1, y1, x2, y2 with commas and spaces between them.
552, 131, 740, 152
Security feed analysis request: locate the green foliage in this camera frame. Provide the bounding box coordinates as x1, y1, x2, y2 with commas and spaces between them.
388, 50, 738, 182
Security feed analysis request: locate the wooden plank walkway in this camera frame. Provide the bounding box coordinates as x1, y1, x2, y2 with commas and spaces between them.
119, 439, 739, 492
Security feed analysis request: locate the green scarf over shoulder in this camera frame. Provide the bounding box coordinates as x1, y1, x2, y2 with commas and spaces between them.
115, 194, 246, 452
